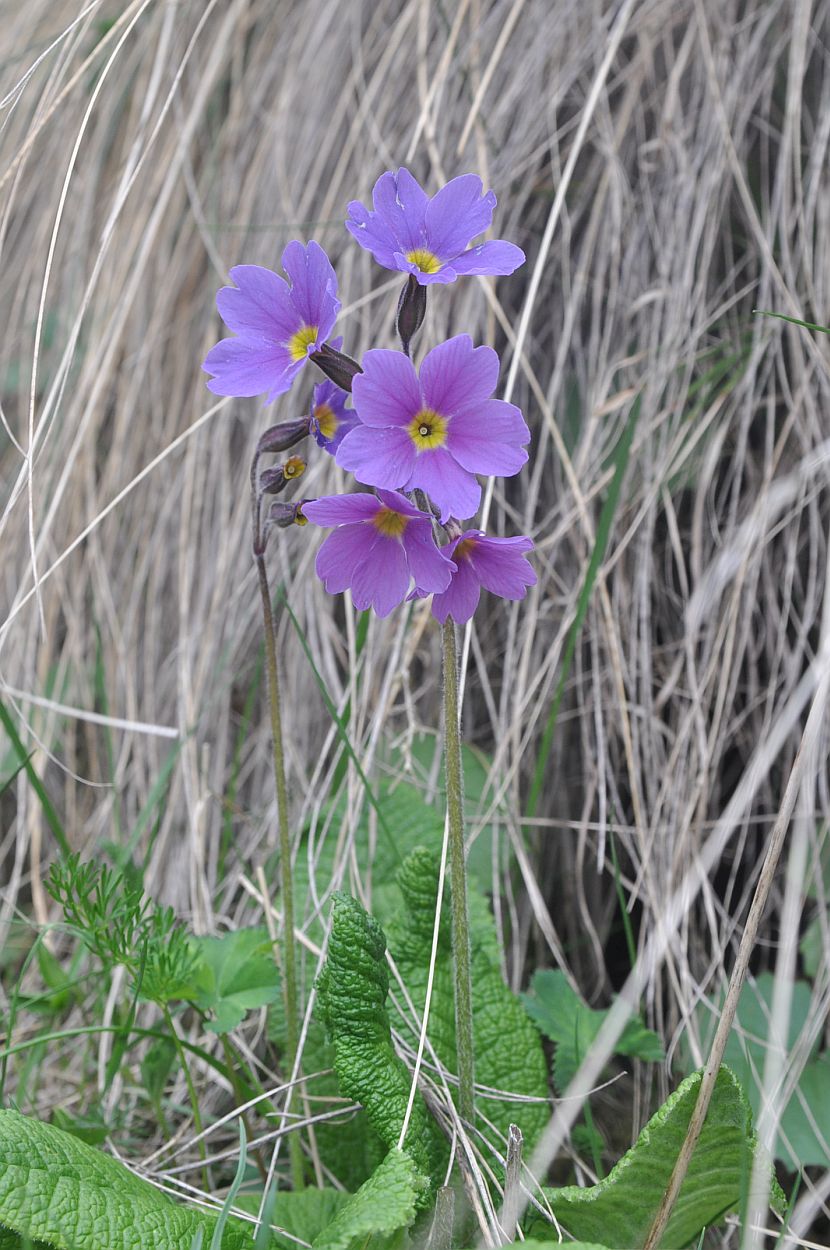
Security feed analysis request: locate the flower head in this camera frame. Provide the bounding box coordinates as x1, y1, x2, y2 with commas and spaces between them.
308, 340, 359, 455
303, 490, 455, 617
203, 241, 340, 402
346, 168, 525, 286
426, 531, 536, 623
336, 334, 530, 522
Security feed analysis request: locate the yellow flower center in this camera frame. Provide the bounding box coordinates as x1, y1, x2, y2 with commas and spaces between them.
405, 248, 441, 275
313, 402, 338, 440
372, 507, 409, 538
454, 537, 478, 560
408, 408, 448, 451
287, 324, 318, 362
283, 456, 306, 480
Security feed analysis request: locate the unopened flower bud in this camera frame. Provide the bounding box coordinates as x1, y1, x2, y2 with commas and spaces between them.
396, 274, 427, 356
310, 342, 362, 392
256, 418, 310, 456
267, 500, 307, 528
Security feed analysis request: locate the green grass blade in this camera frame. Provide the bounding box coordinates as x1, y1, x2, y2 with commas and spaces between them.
0, 698, 70, 856
754, 308, 830, 335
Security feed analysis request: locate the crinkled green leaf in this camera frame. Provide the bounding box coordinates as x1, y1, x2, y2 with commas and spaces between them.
527, 1067, 784, 1249
386, 848, 550, 1157
316, 893, 446, 1191
191, 927, 280, 1034
522, 969, 664, 1090
683, 972, 830, 1168
0, 1110, 251, 1249
312, 1149, 427, 1250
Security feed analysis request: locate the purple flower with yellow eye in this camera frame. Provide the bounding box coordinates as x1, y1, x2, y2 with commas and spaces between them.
308, 340, 359, 455
426, 531, 536, 624
346, 168, 525, 285
303, 490, 455, 617
336, 334, 530, 522
203, 241, 340, 402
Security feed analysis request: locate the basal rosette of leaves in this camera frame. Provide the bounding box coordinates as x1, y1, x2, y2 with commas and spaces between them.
203, 166, 536, 624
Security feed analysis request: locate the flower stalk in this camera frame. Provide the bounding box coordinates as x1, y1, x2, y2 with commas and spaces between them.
441, 617, 475, 1124
251, 451, 304, 1192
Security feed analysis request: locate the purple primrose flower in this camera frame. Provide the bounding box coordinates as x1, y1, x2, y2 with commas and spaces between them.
336, 334, 530, 522
303, 490, 455, 617
203, 241, 340, 402
428, 531, 536, 624
346, 168, 525, 285
308, 339, 359, 455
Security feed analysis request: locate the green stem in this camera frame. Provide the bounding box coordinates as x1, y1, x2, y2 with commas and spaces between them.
255, 551, 305, 1192
441, 618, 475, 1124
162, 1005, 208, 1189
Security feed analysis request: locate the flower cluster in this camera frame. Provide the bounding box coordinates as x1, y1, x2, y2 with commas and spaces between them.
204, 167, 536, 622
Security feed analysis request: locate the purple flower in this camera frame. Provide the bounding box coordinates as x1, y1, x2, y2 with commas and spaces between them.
303, 490, 455, 617
336, 334, 530, 522
346, 168, 525, 286
203, 241, 340, 402
428, 531, 536, 624
308, 339, 359, 455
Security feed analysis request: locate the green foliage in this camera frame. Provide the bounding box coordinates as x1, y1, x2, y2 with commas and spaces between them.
234, 1189, 351, 1250
311, 1149, 427, 1250
0, 1110, 251, 1249
522, 969, 664, 1090
45, 855, 201, 1007
386, 848, 550, 1156
683, 972, 830, 1169
526, 1067, 784, 1249
191, 928, 281, 1034
315, 893, 446, 1190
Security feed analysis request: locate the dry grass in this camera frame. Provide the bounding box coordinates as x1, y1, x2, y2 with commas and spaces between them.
2, 0, 830, 1243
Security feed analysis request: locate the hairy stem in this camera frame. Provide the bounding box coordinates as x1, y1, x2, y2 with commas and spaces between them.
251, 448, 304, 1192
441, 617, 475, 1124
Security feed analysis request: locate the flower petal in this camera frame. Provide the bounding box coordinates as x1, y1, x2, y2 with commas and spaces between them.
336, 426, 417, 490
467, 535, 536, 598
280, 240, 341, 340
402, 518, 456, 594
419, 336, 499, 415
447, 400, 530, 475
352, 350, 422, 427
351, 534, 410, 616
447, 239, 526, 276
217, 266, 297, 341
371, 168, 429, 252
392, 253, 458, 285
315, 525, 373, 594
303, 493, 381, 526
405, 448, 481, 522
375, 488, 426, 518
431, 559, 482, 624
203, 338, 296, 398
345, 199, 401, 268
424, 174, 495, 258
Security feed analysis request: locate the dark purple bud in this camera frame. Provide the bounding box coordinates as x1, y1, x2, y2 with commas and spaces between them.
267, 500, 308, 528
257, 418, 310, 456
310, 342, 362, 392
396, 275, 427, 357
260, 455, 307, 495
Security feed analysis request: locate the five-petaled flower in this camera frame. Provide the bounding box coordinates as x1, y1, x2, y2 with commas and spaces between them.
336, 334, 530, 523
203, 241, 340, 402
303, 490, 456, 617
346, 168, 525, 285
425, 531, 536, 624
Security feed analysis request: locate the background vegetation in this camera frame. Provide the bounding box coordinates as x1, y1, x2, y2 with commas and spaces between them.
2, 0, 830, 1245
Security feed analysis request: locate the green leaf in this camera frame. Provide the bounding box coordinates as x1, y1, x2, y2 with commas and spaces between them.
0, 1109, 252, 1248
234, 1189, 351, 1250
316, 894, 446, 1191
141, 1036, 177, 1105
683, 972, 830, 1168
522, 969, 664, 1090
526, 1067, 784, 1249
312, 1149, 427, 1250
191, 927, 280, 1034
